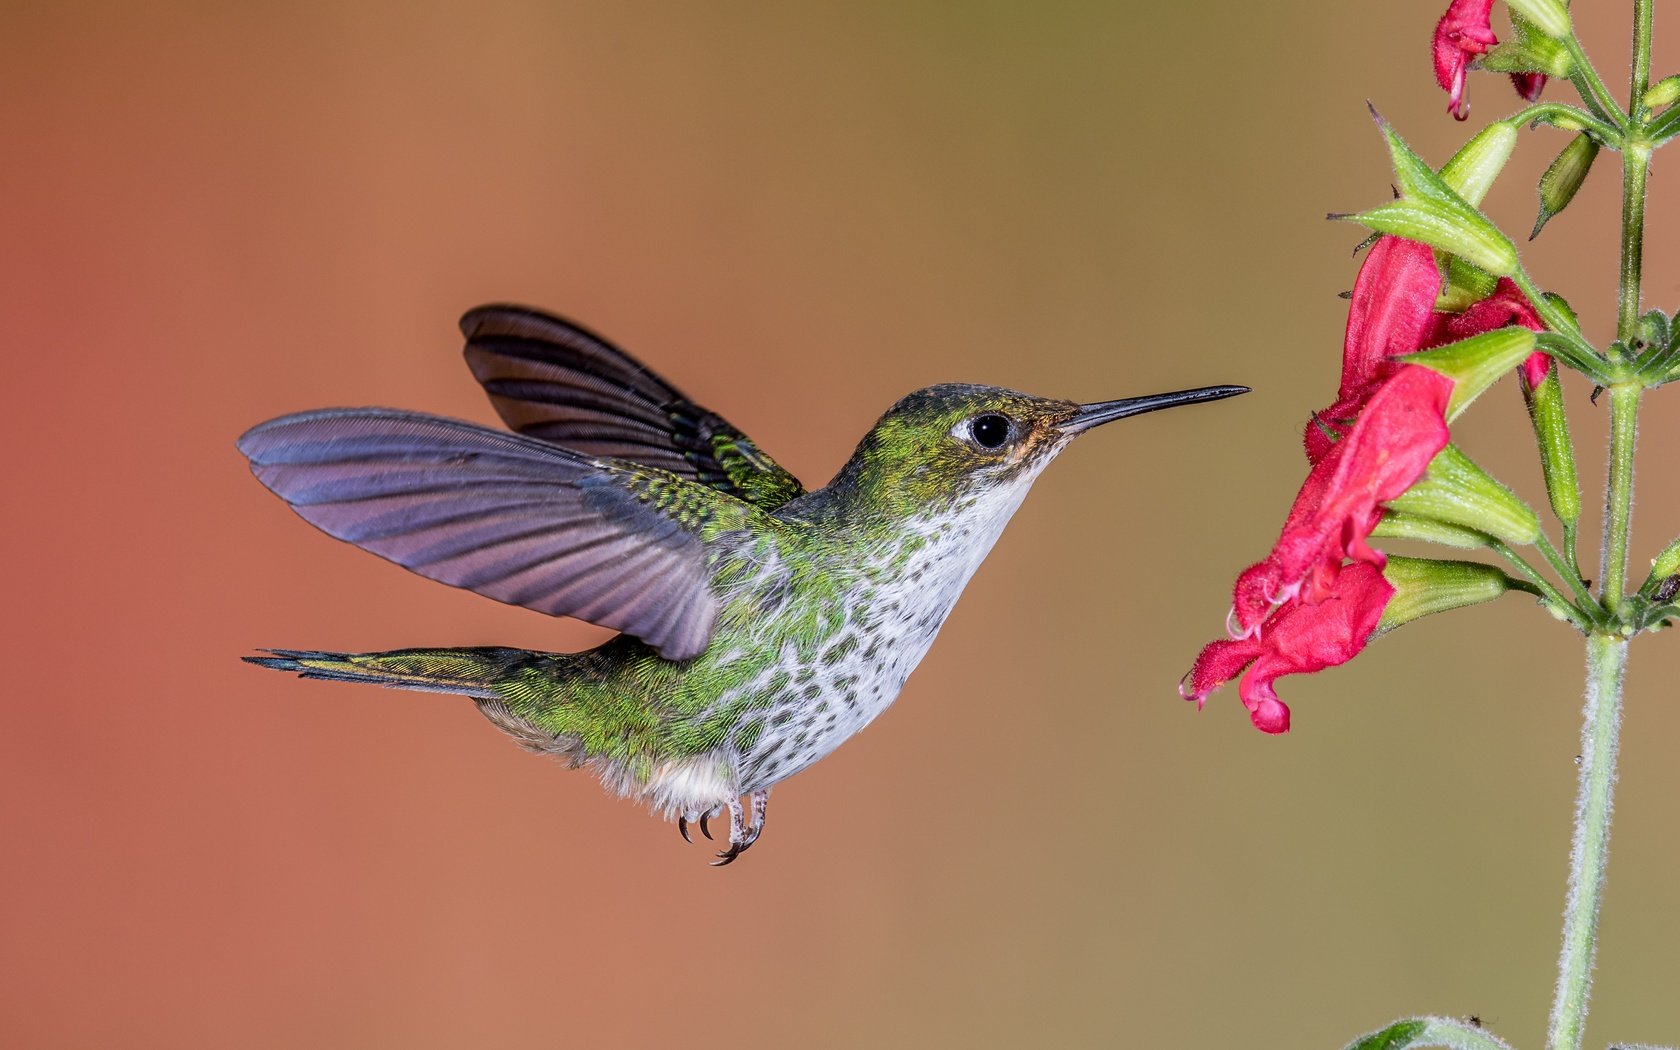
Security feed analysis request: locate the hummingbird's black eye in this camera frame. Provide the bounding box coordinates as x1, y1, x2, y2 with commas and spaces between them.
969, 414, 1011, 449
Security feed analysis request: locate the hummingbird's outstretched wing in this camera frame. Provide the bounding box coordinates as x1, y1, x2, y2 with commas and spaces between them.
238, 409, 764, 661
460, 305, 806, 510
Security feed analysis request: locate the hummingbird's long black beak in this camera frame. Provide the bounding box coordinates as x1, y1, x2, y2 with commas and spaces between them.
1061, 385, 1250, 434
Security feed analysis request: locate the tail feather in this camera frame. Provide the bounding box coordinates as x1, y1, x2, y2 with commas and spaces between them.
245, 648, 509, 699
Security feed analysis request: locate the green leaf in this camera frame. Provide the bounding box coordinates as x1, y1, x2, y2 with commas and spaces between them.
1404, 327, 1537, 420
1342, 1016, 1516, 1050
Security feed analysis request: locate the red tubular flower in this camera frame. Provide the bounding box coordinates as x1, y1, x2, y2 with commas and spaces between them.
1434, 0, 1499, 120
1304, 236, 1441, 463
1428, 276, 1548, 386
1191, 233, 1461, 732
1184, 563, 1396, 734
1232, 366, 1453, 635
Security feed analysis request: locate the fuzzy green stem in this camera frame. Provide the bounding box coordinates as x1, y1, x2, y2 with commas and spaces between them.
1544, 634, 1627, 1050
1510, 271, 1601, 371
1536, 531, 1599, 618
1565, 36, 1630, 132
1488, 540, 1592, 631
1631, 0, 1655, 121
1509, 101, 1622, 144
1600, 385, 1642, 615
1616, 150, 1651, 342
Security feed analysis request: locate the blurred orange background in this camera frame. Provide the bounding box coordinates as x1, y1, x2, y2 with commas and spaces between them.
3, 3, 1678, 1047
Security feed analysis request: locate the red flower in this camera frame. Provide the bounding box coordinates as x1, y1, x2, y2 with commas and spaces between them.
1304, 236, 1441, 463
1231, 366, 1453, 636
1429, 276, 1547, 386
1184, 562, 1396, 734
1190, 234, 1460, 732
1434, 0, 1500, 120
1510, 72, 1548, 102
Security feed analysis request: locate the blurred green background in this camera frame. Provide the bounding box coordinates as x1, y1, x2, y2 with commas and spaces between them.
3, 2, 1677, 1047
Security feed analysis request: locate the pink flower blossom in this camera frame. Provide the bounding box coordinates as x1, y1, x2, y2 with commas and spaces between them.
1183, 563, 1396, 734
1434, 0, 1500, 120
1232, 366, 1452, 636
1304, 236, 1442, 463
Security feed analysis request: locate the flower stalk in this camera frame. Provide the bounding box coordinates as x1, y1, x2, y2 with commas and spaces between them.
1545, 635, 1626, 1050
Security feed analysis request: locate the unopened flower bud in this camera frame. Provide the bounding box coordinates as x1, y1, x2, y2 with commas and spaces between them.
1406, 327, 1538, 420
1524, 363, 1581, 529
1375, 555, 1514, 635
1440, 121, 1520, 207
1532, 134, 1600, 240
1386, 445, 1542, 547
1642, 75, 1680, 111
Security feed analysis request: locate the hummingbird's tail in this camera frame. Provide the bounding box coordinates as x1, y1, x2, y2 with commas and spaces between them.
245, 648, 513, 698
246, 645, 591, 760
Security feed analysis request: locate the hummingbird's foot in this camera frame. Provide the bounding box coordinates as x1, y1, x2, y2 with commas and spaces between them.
709, 797, 749, 866
737, 789, 770, 852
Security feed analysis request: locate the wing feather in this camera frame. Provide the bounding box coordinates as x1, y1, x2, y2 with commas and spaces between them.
460, 305, 806, 509
237, 408, 745, 660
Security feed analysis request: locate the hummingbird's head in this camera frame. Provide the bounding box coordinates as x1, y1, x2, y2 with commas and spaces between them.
821, 382, 1247, 522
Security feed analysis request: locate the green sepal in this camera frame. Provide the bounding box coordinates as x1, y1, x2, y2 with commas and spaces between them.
1375, 556, 1513, 635
1371, 512, 1491, 550
1386, 445, 1542, 547
1482, 37, 1572, 78
1642, 75, 1680, 111
1342, 1016, 1517, 1050
1439, 121, 1519, 207
1404, 327, 1538, 420
1344, 118, 1518, 275
1531, 134, 1600, 240
1435, 255, 1499, 312
1523, 362, 1581, 528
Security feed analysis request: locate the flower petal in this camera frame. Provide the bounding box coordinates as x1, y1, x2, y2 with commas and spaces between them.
1305, 237, 1441, 463
1235, 366, 1452, 634
1434, 0, 1500, 119
1186, 562, 1397, 734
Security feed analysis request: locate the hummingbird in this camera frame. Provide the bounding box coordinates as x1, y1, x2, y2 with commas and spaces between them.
240, 305, 1245, 863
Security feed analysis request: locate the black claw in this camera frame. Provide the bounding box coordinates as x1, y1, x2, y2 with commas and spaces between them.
710, 846, 742, 867
678, 816, 692, 844
699, 812, 714, 840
